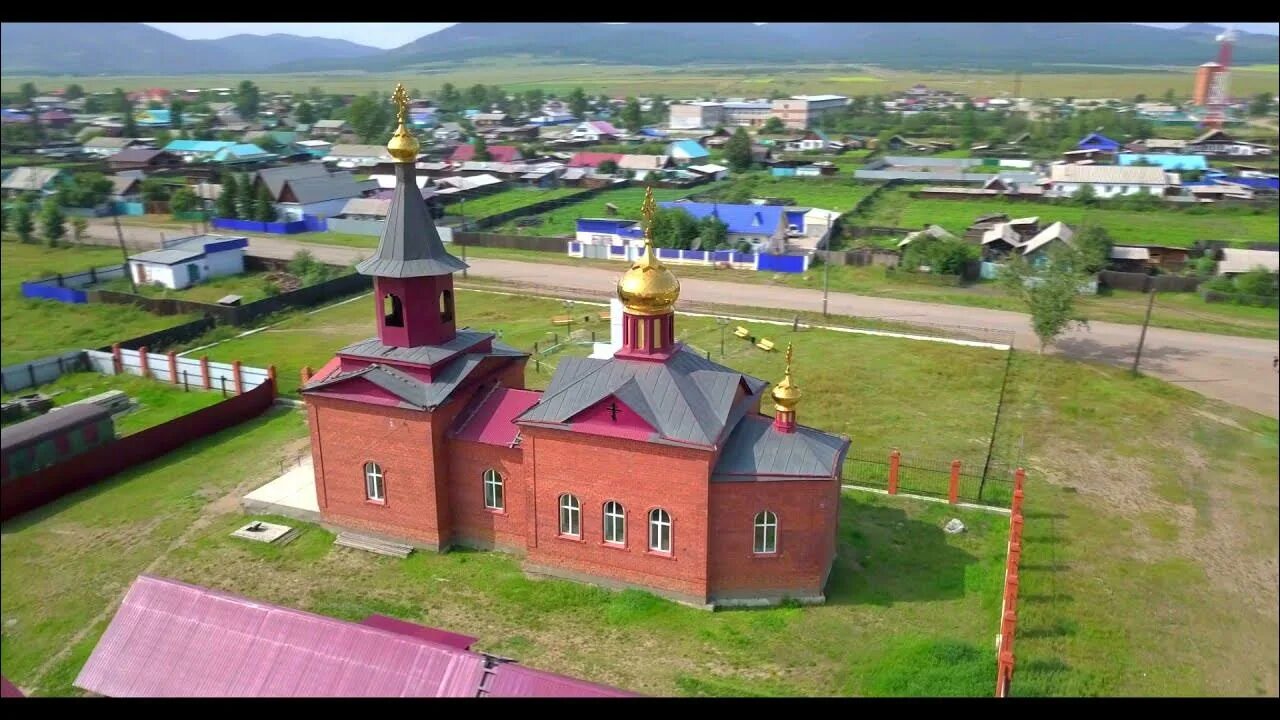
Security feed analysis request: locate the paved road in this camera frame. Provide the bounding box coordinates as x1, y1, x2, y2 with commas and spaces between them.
84, 221, 1280, 418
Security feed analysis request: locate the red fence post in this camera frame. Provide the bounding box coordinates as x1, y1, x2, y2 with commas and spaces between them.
949, 459, 960, 504
300, 366, 313, 386
200, 356, 211, 389
138, 346, 150, 378
167, 352, 178, 385
888, 448, 900, 495
232, 360, 244, 395
111, 343, 123, 374
1011, 487, 1025, 517
268, 365, 278, 399
1014, 467, 1025, 494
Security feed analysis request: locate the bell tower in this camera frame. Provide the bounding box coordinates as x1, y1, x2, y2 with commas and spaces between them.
615, 187, 681, 359
356, 84, 468, 348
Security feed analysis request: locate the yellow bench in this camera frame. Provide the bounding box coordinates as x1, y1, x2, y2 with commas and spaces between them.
598, 312, 611, 321
551, 315, 573, 326
733, 326, 750, 339
756, 338, 776, 352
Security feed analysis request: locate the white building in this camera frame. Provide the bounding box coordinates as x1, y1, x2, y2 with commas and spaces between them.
1048, 164, 1177, 199
128, 235, 249, 290
770, 95, 850, 130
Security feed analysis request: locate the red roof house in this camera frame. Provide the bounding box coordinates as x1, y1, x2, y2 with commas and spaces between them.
74, 575, 636, 698
449, 144, 522, 163
567, 151, 624, 168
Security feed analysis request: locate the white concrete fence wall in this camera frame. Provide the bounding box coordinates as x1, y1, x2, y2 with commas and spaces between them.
86, 349, 271, 391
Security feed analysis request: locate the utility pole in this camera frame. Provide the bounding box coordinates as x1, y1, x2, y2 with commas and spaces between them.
821, 253, 830, 317
1131, 275, 1157, 376
113, 211, 137, 293
459, 195, 468, 278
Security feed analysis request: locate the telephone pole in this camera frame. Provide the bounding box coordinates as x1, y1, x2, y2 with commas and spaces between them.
821, 253, 830, 318
113, 211, 137, 293
1131, 275, 1157, 375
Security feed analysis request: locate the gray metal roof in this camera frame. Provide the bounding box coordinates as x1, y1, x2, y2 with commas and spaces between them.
515, 347, 767, 447
281, 172, 365, 205
712, 415, 849, 481
1, 404, 112, 453
129, 248, 204, 265
356, 163, 468, 278
255, 163, 330, 200
337, 330, 504, 367
304, 339, 528, 411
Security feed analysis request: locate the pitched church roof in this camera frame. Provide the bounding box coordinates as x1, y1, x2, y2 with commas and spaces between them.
515, 347, 768, 448
712, 414, 850, 480
356, 162, 468, 278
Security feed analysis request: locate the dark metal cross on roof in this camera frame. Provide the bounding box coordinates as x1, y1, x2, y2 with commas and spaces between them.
607, 402, 621, 421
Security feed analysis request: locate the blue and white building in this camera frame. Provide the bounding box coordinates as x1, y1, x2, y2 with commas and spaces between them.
128, 234, 249, 290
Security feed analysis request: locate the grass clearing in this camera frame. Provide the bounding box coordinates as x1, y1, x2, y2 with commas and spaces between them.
1, 371, 224, 436
1, 239, 203, 365
447, 186, 585, 221
94, 270, 282, 304
699, 176, 879, 212
853, 188, 1280, 248
490, 186, 694, 237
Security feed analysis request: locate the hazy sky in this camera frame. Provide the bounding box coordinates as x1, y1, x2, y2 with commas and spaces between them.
147, 22, 1279, 49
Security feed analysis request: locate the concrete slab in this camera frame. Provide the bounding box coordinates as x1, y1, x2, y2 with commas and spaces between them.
242, 456, 321, 522
231, 521, 295, 544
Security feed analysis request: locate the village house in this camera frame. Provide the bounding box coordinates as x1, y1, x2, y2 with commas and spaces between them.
1075, 132, 1122, 155
1215, 248, 1280, 276
433, 122, 465, 142
1185, 130, 1275, 158
568, 121, 622, 142
162, 139, 236, 163
106, 148, 184, 174
666, 140, 711, 166
82, 136, 152, 158
472, 112, 508, 129
108, 173, 144, 203
1047, 164, 1178, 199
1117, 154, 1208, 172
1, 167, 65, 197
310, 119, 350, 139
325, 144, 397, 168
128, 234, 249, 290
448, 144, 522, 164
274, 171, 372, 221
659, 201, 788, 254
770, 95, 849, 130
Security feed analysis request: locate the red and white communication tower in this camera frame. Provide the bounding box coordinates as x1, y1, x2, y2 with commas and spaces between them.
1204, 25, 1237, 129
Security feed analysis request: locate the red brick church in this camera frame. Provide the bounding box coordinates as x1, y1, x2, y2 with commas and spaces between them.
300, 86, 850, 607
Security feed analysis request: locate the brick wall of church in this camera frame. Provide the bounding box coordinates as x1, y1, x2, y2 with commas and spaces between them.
706, 478, 840, 600
446, 441, 526, 551
521, 426, 714, 601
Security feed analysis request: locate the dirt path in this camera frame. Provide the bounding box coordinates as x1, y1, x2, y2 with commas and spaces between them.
82, 221, 1280, 418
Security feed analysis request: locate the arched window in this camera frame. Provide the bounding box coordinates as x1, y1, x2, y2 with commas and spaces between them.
648, 508, 671, 553
383, 293, 404, 327
753, 511, 777, 554
559, 493, 580, 537
439, 289, 454, 323
483, 468, 504, 510
364, 462, 384, 502
603, 501, 626, 545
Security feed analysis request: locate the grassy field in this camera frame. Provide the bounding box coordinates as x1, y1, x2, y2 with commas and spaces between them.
94, 270, 280, 304
2, 293, 1275, 696
699, 176, 880, 212
1, 239, 202, 365
852, 188, 1280, 247
448, 186, 585, 221
181, 287, 1008, 470
5, 62, 1277, 100
1, 371, 225, 436
490, 186, 695, 237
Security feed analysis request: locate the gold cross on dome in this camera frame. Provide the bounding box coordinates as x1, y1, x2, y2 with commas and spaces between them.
391, 83, 411, 123
641, 185, 657, 237
785, 343, 794, 373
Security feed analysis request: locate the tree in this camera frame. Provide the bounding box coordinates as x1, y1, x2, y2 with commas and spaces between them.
19, 82, 37, 104
1071, 183, 1097, 206
1000, 244, 1090, 353
121, 97, 138, 139
439, 83, 462, 113
110, 88, 130, 114
39, 198, 66, 247
57, 172, 113, 208
141, 177, 171, 203
64, 83, 84, 100
14, 198, 35, 243
169, 100, 184, 131
567, 87, 588, 120
71, 216, 88, 244
253, 183, 277, 222
472, 136, 491, 162
170, 187, 198, 214
235, 80, 261, 119
295, 100, 317, 125
724, 127, 753, 172
347, 95, 390, 143
1074, 225, 1113, 274
597, 159, 619, 174
0, 204, 6, 233
621, 97, 643, 133
465, 84, 489, 110
216, 174, 239, 219
152, 129, 173, 148
697, 215, 729, 250
236, 173, 256, 219
761, 116, 785, 134
1132, 93, 1147, 104
1249, 92, 1275, 117
1162, 88, 1176, 104
83, 96, 104, 114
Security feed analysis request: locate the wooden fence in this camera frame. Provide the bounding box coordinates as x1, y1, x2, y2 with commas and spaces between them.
454, 232, 568, 253
1097, 270, 1203, 293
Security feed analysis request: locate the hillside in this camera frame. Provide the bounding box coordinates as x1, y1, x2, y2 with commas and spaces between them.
192, 34, 381, 69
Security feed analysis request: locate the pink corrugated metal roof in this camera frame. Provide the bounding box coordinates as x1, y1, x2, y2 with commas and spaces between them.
487, 663, 639, 698
75, 575, 636, 698
1, 674, 23, 698
360, 614, 477, 650
452, 388, 542, 446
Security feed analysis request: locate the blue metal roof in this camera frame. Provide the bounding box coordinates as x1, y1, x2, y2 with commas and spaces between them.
212, 144, 271, 162
1218, 176, 1280, 191
667, 140, 710, 159
576, 219, 644, 236
1077, 133, 1121, 151
1117, 154, 1208, 171
164, 140, 235, 153
658, 202, 784, 236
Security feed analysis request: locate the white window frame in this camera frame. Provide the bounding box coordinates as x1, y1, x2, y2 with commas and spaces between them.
754, 511, 778, 554
364, 462, 384, 503
483, 468, 504, 511
648, 508, 672, 554
559, 493, 581, 537
603, 501, 626, 545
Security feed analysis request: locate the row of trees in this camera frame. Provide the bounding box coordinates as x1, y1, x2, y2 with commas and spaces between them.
214, 173, 277, 222
648, 207, 737, 251
2, 194, 86, 248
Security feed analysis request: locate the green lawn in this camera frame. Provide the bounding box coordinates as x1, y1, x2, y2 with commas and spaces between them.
447, 186, 586, 221
698, 175, 880, 212
1, 371, 225, 436
94, 270, 280, 305
853, 188, 1280, 247
1, 239, 203, 365
491, 186, 694, 237
3, 297, 1275, 695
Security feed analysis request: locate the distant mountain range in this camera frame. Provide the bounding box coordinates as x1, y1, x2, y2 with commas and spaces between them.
3, 22, 1276, 76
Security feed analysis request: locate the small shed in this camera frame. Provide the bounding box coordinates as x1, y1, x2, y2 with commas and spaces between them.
1, 404, 114, 482
129, 234, 249, 290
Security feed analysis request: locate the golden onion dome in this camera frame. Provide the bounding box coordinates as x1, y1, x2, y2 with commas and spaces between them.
772, 343, 802, 412
617, 187, 681, 316
387, 83, 420, 163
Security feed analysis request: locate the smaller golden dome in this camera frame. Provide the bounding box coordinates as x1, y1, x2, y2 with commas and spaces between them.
387, 83, 420, 163
617, 187, 681, 316
772, 343, 801, 412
